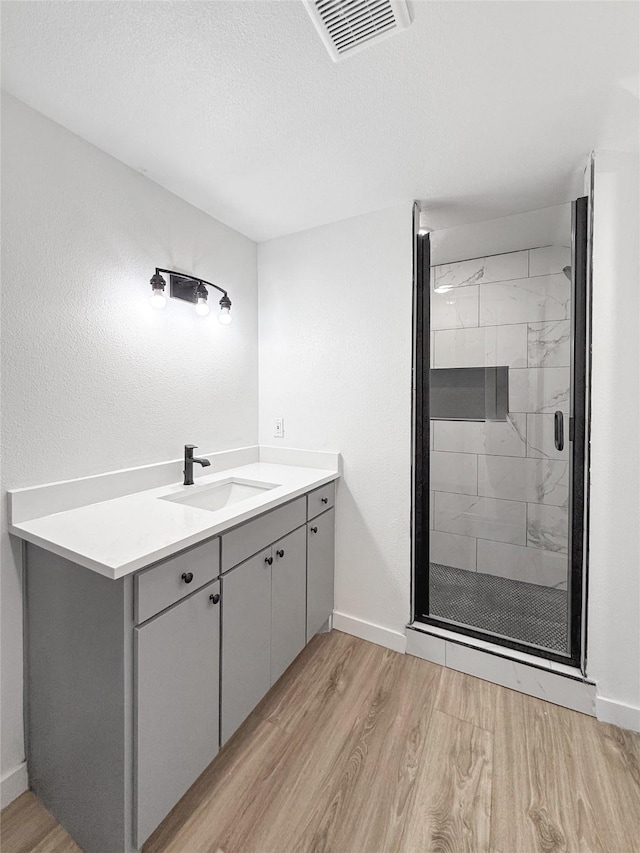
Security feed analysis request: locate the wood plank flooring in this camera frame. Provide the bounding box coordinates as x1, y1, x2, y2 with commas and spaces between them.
3, 630, 640, 853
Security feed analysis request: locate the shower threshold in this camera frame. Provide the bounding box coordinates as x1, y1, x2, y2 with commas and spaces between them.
428, 562, 568, 654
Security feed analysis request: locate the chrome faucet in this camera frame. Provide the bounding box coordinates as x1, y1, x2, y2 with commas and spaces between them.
183, 444, 211, 486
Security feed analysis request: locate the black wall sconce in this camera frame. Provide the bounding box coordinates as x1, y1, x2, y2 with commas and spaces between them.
150, 268, 232, 324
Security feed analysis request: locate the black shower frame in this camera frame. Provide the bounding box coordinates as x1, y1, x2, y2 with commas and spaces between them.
412, 198, 590, 667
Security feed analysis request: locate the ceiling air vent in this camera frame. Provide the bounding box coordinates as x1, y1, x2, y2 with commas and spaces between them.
303, 0, 411, 61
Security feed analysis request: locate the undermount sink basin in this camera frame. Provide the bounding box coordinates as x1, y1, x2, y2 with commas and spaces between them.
161, 478, 278, 513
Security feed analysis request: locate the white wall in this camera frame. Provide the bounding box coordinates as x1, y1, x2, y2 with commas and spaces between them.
258, 204, 414, 651
0, 94, 259, 802
588, 150, 640, 730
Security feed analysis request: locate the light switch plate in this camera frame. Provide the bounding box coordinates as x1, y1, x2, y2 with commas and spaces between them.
274, 417, 284, 438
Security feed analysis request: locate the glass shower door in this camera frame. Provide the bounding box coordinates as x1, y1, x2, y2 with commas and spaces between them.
415, 199, 588, 663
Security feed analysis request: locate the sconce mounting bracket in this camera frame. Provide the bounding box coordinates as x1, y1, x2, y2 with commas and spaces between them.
170, 274, 199, 304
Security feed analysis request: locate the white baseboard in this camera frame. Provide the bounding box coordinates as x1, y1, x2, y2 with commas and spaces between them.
596, 696, 640, 732
332, 611, 407, 654
1, 761, 28, 809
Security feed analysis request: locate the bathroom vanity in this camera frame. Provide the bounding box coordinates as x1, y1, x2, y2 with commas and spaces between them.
11, 450, 338, 853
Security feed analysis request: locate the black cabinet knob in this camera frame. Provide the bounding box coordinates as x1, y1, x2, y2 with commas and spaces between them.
276, 549, 284, 558
209, 593, 220, 604
265, 556, 273, 565
321, 497, 328, 504
182, 572, 194, 584
310, 526, 318, 534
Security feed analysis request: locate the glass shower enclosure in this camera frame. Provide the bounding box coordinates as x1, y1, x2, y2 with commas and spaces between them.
413, 199, 589, 664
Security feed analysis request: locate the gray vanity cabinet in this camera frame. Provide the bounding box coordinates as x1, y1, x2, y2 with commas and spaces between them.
135, 579, 221, 847
221, 548, 272, 745
307, 507, 335, 641
24, 481, 336, 853
270, 526, 307, 684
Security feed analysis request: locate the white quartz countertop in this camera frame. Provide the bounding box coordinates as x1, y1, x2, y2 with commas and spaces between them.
9, 461, 339, 579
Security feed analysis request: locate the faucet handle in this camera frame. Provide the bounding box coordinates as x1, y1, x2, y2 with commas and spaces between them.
184, 444, 197, 450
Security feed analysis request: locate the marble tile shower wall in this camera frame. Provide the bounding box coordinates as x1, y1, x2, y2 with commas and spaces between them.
429, 245, 571, 589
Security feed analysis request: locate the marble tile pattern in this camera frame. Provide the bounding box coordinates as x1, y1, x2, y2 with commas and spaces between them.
527, 504, 569, 553
430, 530, 477, 571
433, 414, 526, 458
434, 324, 527, 368
525, 414, 569, 461
479, 274, 570, 326
443, 641, 595, 715
434, 492, 527, 546
429, 246, 573, 589
528, 320, 570, 368
432, 250, 528, 292
431, 285, 479, 330
477, 455, 568, 507
508, 367, 570, 414
476, 539, 568, 589
430, 451, 478, 496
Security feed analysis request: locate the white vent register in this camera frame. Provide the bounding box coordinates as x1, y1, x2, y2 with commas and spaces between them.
303, 0, 411, 61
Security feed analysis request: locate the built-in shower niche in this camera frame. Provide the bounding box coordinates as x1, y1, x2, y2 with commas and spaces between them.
430, 366, 509, 421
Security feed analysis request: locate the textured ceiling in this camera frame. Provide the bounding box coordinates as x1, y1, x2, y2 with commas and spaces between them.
2, 1, 638, 241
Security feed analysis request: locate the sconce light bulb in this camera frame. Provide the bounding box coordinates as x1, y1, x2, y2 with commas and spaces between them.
219, 306, 232, 325
150, 272, 167, 309
195, 295, 210, 317
150, 290, 167, 309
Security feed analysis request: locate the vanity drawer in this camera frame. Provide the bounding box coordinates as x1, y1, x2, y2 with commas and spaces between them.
135, 539, 220, 624
307, 482, 335, 520
221, 497, 306, 572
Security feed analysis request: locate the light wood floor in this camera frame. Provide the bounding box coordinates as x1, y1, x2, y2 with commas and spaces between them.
3, 630, 640, 853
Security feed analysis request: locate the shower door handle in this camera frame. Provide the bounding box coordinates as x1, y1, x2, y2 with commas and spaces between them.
554, 411, 564, 452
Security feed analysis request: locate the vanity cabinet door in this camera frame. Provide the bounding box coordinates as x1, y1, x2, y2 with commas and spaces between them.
135, 580, 220, 848
306, 509, 335, 642
270, 527, 307, 685
221, 548, 272, 745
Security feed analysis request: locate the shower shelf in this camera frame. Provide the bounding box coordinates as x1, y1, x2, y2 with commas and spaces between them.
430, 366, 509, 421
